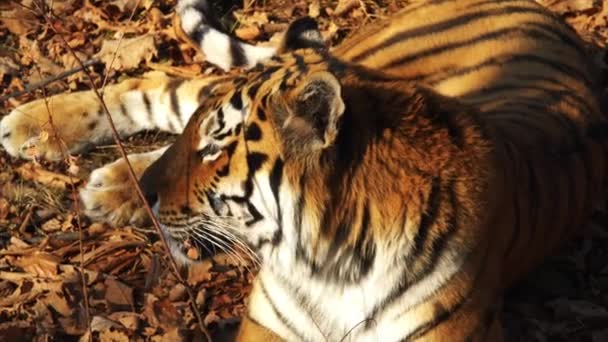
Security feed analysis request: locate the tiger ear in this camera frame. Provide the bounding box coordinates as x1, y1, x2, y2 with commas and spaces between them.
280, 17, 326, 52
277, 71, 345, 152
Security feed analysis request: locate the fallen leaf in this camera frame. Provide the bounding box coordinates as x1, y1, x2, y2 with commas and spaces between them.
80, 316, 130, 342
334, 0, 360, 16
0, 8, 37, 36
538, 0, 597, 14
95, 34, 157, 71
105, 277, 134, 309
235, 26, 262, 41
108, 312, 141, 331
309, 1, 321, 18
0, 56, 19, 79
16, 164, 77, 190
0, 198, 9, 220
13, 252, 61, 278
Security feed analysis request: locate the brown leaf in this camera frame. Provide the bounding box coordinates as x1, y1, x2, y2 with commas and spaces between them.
158, 327, 188, 342
16, 164, 78, 190
235, 26, 262, 41
187, 259, 212, 286
109, 0, 154, 12
309, 1, 321, 18
13, 252, 61, 278
0, 198, 9, 220
333, 0, 360, 16
95, 34, 157, 71
0, 8, 37, 35
168, 283, 187, 302
0, 56, 19, 79
538, 0, 598, 14
104, 277, 134, 309
80, 316, 130, 342
108, 312, 141, 331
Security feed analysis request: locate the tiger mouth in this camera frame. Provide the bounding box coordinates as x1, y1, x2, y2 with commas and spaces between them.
159, 223, 222, 263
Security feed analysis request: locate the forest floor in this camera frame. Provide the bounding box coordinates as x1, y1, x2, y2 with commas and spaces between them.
0, 0, 607, 341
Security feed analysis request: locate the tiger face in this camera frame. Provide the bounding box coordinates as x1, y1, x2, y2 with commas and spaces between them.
139, 50, 346, 264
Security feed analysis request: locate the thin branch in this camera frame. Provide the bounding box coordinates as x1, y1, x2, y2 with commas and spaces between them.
40, 7, 212, 342
0, 59, 101, 102
28, 26, 92, 342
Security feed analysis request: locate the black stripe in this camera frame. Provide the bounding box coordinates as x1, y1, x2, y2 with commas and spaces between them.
351, 6, 558, 63
211, 108, 226, 135
258, 279, 308, 341
467, 83, 594, 116
294, 53, 309, 73
230, 91, 244, 110
197, 81, 216, 102
364, 179, 442, 327
142, 92, 153, 125
245, 202, 263, 226
246, 152, 267, 174
402, 245, 490, 341
353, 201, 371, 256
382, 24, 586, 71
257, 108, 267, 121
405, 178, 441, 263
230, 39, 247, 67
425, 53, 591, 88
119, 102, 135, 125
168, 79, 185, 128
192, 26, 210, 46
245, 122, 262, 141
403, 182, 460, 295
269, 158, 284, 246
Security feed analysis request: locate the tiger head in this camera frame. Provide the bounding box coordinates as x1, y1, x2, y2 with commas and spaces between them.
139, 18, 487, 276
139, 18, 350, 264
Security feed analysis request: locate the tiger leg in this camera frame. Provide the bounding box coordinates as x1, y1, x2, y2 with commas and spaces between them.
0, 71, 188, 161
79, 146, 169, 226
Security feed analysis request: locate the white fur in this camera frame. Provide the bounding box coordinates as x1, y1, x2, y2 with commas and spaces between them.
242, 182, 467, 341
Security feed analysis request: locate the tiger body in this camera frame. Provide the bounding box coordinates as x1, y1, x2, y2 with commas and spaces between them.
1, 0, 606, 341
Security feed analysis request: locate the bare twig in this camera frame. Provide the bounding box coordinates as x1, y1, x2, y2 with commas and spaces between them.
39, 7, 213, 342
27, 11, 92, 338
0, 59, 101, 102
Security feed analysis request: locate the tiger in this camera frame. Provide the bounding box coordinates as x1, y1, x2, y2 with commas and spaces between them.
1, 0, 607, 340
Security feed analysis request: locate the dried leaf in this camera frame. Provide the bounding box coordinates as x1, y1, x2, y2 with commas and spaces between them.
0, 8, 37, 35
16, 163, 77, 190
0, 56, 19, 79
235, 26, 262, 41
105, 278, 134, 308
538, 0, 597, 14
13, 252, 61, 278
334, 0, 360, 16
80, 316, 130, 342
95, 34, 157, 71
309, 1, 321, 18
108, 312, 141, 331
0, 198, 9, 220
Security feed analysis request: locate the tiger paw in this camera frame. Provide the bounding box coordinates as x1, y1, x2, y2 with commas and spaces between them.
80, 149, 165, 226
1, 93, 106, 160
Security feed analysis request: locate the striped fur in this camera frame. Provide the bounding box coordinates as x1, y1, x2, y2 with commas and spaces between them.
1, 0, 607, 340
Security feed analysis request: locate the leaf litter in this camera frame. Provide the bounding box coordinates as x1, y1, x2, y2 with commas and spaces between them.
0, 0, 607, 340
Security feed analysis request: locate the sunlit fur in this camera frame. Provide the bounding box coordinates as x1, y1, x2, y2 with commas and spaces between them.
2, 0, 607, 340
139, 1, 607, 341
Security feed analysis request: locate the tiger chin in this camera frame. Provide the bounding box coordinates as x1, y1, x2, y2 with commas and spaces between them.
2, 0, 607, 341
